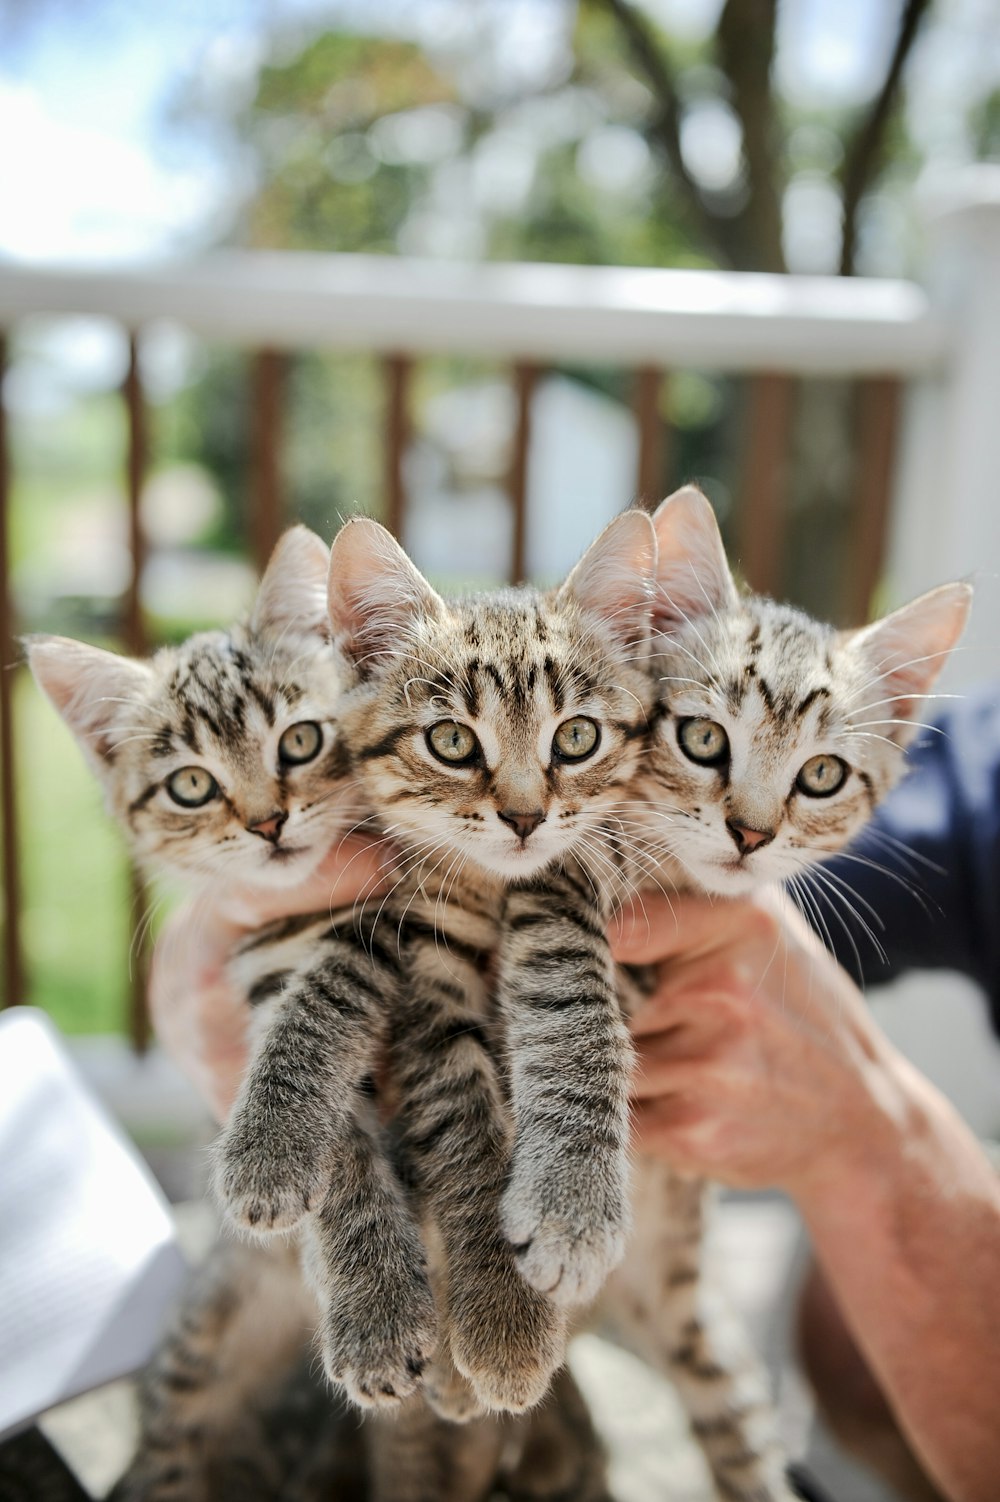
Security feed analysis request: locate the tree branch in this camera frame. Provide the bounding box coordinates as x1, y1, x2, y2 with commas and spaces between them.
715, 0, 786, 272
839, 0, 932, 276
595, 0, 742, 268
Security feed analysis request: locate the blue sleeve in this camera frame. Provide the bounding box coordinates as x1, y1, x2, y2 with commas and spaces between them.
808, 686, 1000, 1025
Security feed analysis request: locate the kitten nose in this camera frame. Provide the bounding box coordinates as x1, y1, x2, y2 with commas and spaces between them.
248, 811, 288, 844
498, 808, 546, 841
726, 818, 774, 855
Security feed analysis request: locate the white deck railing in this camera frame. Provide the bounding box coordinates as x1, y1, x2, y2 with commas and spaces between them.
2, 173, 999, 1038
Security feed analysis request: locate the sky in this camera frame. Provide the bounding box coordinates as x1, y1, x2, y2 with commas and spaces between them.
0, 0, 997, 266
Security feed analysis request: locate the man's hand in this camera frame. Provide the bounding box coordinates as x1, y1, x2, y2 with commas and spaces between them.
610, 891, 897, 1198
149, 836, 392, 1122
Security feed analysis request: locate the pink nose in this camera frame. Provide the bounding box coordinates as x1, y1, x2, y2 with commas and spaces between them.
726, 818, 774, 855
498, 808, 546, 841
248, 811, 287, 844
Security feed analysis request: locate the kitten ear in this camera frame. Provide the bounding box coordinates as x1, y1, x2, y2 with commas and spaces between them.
651, 485, 738, 635
846, 582, 973, 744
25, 635, 153, 772
327, 518, 445, 668
251, 525, 331, 640
557, 509, 655, 649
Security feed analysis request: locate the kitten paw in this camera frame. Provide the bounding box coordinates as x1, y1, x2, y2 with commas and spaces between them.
213, 1124, 326, 1234
320, 1290, 438, 1412
501, 1177, 629, 1308
449, 1243, 567, 1413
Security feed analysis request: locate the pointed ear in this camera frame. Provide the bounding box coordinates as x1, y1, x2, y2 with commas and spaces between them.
327, 519, 445, 669
25, 635, 154, 771
651, 485, 737, 635
846, 582, 973, 745
251, 525, 331, 640
556, 510, 655, 650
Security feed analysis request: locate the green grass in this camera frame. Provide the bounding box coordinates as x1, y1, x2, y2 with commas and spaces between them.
14, 670, 134, 1032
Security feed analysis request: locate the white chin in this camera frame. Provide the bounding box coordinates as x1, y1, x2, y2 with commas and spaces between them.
252, 845, 323, 888
477, 843, 556, 881
692, 860, 764, 898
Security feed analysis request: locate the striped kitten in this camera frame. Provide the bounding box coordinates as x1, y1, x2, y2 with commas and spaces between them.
28, 512, 657, 1426
495, 485, 971, 1500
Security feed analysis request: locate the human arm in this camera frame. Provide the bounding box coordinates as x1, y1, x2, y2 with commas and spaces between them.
612, 893, 1000, 1502
149, 836, 391, 1123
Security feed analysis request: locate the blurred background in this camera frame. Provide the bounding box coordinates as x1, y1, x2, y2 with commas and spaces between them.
1, 0, 999, 1044
3, 7, 1000, 1499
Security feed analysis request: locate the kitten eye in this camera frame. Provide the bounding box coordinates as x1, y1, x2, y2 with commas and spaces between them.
678, 718, 729, 766
796, 754, 848, 798
553, 716, 600, 762
427, 721, 479, 765
166, 767, 218, 808
278, 721, 322, 765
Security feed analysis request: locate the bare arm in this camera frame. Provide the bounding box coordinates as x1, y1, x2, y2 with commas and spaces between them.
612, 894, 1000, 1502
149, 836, 391, 1123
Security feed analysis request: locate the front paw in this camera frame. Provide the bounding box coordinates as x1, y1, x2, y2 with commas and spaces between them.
501, 1169, 629, 1307
213, 1120, 326, 1233
449, 1239, 566, 1413
320, 1278, 439, 1412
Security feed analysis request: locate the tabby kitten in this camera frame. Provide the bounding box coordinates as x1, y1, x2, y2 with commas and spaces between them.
493, 485, 971, 1501
212, 509, 658, 1416
27, 527, 439, 1409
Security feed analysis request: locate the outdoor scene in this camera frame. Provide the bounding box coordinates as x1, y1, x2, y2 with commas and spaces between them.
4, 4, 1000, 1502
5, 0, 998, 1034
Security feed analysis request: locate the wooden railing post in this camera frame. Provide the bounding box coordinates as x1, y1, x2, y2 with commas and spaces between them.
383, 354, 411, 541
250, 350, 286, 574
735, 373, 795, 596
0, 334, 23, 1008
847, 377, 901, 622
509, 364, 539, 585
633, 367, 668, 508
123, 334, 152, 1051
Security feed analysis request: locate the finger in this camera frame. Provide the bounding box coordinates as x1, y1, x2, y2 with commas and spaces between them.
609, 893, 744, 964
631, 1041, 704, 1101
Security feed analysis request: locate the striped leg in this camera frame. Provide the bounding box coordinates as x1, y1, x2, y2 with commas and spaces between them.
393, 918, 566, 1414
498, 865, 633, 1307
214, 927, 398, 1233
610, 1164, 794, 1502
300, 1100, 438, 1411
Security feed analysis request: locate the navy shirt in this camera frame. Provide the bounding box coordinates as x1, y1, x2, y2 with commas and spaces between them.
819, 687, 1000, 1031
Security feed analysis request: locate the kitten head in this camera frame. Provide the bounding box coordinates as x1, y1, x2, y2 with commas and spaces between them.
643, 485, 971, 897
28, 526, 353, 890
327, 512, 656, 880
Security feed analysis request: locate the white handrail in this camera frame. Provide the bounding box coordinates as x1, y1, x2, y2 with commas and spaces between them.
0, 253, 947, 376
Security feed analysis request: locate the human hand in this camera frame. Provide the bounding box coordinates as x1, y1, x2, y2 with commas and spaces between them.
610, 891, 903, 1204
149, 836, 392, 1123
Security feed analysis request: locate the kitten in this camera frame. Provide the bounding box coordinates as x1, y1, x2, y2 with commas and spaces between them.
29, 510, 660, 1422
217, 508, 658, 1417
493, 485, 971, 1500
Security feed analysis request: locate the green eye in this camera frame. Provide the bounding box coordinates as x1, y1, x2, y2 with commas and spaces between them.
166, 767, 218, 808
796, 754, 848, 798
678, 718, 730, 766
553, 716, 600, 762
427, 721, 479, 765
278, 721, 322, 765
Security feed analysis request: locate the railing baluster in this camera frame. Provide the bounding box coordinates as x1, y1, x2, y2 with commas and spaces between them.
847, 377, 901, 623
735, 373, 795, 596
124, 334, 151, 1052
509, 363, 539, 585
0, 333, 22, 1009
383, 354, 411, 541
633, 366, 667, 508
250, 350, 286, 573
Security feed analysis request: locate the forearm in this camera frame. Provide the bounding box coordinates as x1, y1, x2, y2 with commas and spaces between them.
796, 1052, 1000, 1502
